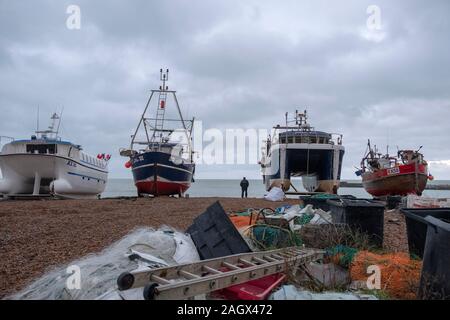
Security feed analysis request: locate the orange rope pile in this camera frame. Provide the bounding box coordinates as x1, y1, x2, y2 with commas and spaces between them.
350, 251, 422, 300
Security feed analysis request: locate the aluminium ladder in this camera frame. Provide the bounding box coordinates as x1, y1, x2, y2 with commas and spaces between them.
117, 247, 324, 300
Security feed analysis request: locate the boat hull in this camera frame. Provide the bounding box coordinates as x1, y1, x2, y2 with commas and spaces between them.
262, 144, 345, 193
0, 153, 108, 198
131, 151, 194, 196
362, 163, 428, 197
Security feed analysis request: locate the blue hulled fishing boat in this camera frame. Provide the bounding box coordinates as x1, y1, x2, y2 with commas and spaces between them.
120, 69, 195, 197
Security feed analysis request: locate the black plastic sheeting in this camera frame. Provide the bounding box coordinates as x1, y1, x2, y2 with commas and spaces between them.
400, 208, 450, 258
186, 201, 252, 260
419, 216, 450, 300
327, 199, 385, 247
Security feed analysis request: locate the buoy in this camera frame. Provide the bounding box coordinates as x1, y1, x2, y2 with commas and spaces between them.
160, 100, 165, 109
125, 161, 132, 169
97, 154, 102, 159
105, 154, 111, 161
428, 174, 434, 181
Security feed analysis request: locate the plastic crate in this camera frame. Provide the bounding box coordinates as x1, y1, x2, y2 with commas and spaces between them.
327, 198, 385, 247
400, 208, 450, 258
301, 194, 356, 212
419, 215, 450, 299
217, 273, 286, 300
186, 201, 252, 260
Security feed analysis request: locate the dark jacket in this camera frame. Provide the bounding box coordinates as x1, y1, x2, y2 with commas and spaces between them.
240, 179, 249, 189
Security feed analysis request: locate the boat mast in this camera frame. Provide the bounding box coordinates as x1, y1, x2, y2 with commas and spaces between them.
150, 69, 170, 145
35, 112, 61, 140
56, 107, 64, 137
129, 69, 194, 157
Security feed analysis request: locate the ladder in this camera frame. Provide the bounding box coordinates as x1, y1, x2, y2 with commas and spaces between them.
117, 247, 324, 300
150, 91, 168, 144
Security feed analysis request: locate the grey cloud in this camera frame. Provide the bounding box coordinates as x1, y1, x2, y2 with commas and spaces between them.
1, 0, 450, 179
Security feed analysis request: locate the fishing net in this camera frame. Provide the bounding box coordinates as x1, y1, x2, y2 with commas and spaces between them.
8, 227, 199, 300
350, 251, 422, 300
325, 245, 359, 268
295, 214, 314, 226
245, 225, 302, 250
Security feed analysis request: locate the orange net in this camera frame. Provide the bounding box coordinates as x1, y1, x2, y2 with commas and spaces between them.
350, 251, 422, 300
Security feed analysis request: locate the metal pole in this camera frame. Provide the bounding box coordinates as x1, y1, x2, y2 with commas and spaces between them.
131, 91, 155, 149
172, 92, 191, 150
56, 107, 64, 138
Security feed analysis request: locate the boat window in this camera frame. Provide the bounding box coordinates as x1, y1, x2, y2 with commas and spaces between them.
287, 136, 294, 144
26, 144, 57, 154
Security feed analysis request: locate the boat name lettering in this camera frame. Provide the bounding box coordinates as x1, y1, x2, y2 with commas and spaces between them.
387, 167, 400, 175
67, 160, 77, 167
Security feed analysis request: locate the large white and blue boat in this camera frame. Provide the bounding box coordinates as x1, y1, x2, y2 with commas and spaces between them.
0, 113, 109, 199
260, 110, 345, 194
120, 69, 195, 197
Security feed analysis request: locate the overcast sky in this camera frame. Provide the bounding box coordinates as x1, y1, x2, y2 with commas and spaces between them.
1, 0, 450, 179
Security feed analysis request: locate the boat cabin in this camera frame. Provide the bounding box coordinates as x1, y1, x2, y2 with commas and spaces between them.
278, 131, 333, 145
1, 138, 107, 170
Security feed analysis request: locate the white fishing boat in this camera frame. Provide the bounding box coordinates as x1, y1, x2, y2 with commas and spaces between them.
0, 113, 109, 199
260, 110, 345, 194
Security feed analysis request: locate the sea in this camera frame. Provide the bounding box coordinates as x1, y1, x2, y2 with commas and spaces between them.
102, 179, 450, 199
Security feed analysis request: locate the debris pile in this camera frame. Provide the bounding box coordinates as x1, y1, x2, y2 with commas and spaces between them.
11, 197, 447, 301
263, 187, 285, 202
406, 194, 450, 208
269, 285, 377, 300
10, 227, 200, 300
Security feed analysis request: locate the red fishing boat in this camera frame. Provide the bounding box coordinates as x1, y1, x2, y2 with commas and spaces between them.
356, 140, 431, 197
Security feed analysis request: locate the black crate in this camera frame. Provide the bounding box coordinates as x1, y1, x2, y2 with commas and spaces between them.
327, 198, 385, 247
400, 208, 450, 258
301, 195, 356, 212
186, 201, 252, 260
419, 215, 450, 299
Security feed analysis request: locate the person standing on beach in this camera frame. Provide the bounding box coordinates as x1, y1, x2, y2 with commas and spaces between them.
240, 177, 249, 198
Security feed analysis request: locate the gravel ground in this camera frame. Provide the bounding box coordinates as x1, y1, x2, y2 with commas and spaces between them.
0, 197, 297, 299
0, 197, 408, 299
383, 209, 409, 252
